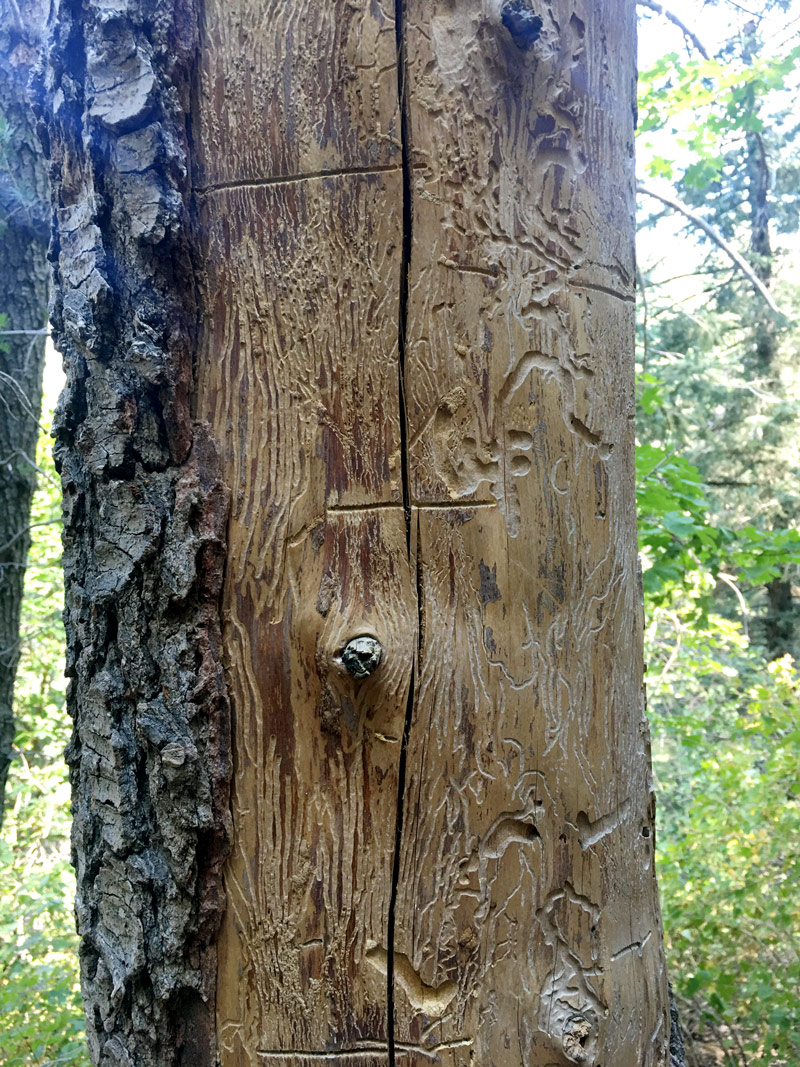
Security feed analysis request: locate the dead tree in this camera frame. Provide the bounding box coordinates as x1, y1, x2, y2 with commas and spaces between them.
39, 0, 669, 1064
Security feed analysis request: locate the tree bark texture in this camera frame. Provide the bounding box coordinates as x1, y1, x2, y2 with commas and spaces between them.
742, 23, 796, 660
42, 0, 669, 1064
194, 1, 668, 1066
0, 0, 49, 820
746, 128, 796, 659
36, 2, 231, 1064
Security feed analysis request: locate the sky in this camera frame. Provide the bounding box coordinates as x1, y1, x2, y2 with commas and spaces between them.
638, 0, 800, 68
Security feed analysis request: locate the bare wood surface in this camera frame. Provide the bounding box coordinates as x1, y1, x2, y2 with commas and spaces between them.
195, 0, 400, 187
195, 1, 669, 1065
392, 2, 668, 1064
194, 4, 411, 1061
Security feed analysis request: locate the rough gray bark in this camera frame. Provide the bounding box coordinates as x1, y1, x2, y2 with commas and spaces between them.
747, 129, 796, 659
0, 0, 50, 821
34, 1, 231, 1063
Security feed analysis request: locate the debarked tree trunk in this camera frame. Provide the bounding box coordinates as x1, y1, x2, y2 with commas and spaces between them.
39, 1, 670, 1065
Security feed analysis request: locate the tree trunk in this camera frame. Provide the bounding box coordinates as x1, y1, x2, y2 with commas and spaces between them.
0, 0, 50, 820
36, 2, 231, 1063
41, 0, 669, 1064
742, 27, 795, 661
748, 127, 796, 659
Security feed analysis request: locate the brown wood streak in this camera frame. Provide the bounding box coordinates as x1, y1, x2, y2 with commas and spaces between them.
194, 1, 414, 1063
393, 1, 669, 1066
195, 0, 400, 186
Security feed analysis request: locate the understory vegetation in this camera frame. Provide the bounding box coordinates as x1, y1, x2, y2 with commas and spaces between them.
1, 3, 799, 1066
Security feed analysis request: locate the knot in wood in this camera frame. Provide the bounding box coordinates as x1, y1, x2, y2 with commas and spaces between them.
340, 635, 383, 680
563, 1012, 597, 1062
501, 0, 542, 50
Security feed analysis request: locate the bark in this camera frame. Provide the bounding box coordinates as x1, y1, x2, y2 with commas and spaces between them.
0, 0, 50, 821
35, 1, 230, 1064
668, 985, 688, 1067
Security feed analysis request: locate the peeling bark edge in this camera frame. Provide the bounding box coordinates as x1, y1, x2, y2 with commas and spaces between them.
32, 2, 231, 1065
668, 984, 688, 1067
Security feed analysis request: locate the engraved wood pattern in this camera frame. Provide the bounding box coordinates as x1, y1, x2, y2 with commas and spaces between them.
391, 2, 668, 1064
193, 0, 669, 1064
195, 0, 401, 186
193, 3, 412, 1061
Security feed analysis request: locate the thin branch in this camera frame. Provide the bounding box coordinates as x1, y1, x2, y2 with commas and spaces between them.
3, 0, 26, 35
636, 266, 649, 373
0, 448, 60, 486
0, 329, 49, 336
656, 610, 684, 685
0, 371, 49, 434
645, 266, 733, 285
636, 0, 710, 58
637, 182, 783, 316
0, 519, 61, 556
718, 572, 749, 639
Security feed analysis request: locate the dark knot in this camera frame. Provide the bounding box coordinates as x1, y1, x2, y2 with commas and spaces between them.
340, 636, 384, 680
501, 0, 543, 50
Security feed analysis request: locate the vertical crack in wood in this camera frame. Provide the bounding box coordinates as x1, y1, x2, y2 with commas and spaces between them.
394, 0, 413, 535
388, 1, 416, 1064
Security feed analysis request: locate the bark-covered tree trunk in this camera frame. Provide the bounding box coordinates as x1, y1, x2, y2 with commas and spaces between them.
0, 0, 50, 820
39, 1, 670, 1064
742, 26, 796, 661
35, 2, 231, 1064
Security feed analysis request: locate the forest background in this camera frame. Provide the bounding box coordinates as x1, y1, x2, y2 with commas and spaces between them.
1, 1, 799, 1065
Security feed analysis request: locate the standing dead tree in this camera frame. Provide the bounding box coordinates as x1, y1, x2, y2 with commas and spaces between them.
38, 0, 670, 1064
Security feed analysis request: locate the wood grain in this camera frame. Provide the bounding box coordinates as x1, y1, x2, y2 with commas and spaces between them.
194, 0, 669, 1064
393, 1, 668, 1064
195, 0, 400, 187
194, 25, 412, 1057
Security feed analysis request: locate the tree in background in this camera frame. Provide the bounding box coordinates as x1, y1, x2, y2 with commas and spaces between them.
637, 0, 800, 657
0, 398, 86, 1067
635, 3, 800, 1063
0, 0, 50, 821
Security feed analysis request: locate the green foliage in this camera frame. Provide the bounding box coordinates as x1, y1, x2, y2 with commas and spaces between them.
636, 379, 800, 608
0, 414, 87, 1067
647, 606, 800, 1066
638, 47, 800, 191
636, 9, 800, 1056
